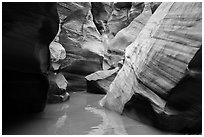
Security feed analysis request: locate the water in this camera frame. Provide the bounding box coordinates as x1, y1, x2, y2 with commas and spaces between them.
4, 92, 171, 135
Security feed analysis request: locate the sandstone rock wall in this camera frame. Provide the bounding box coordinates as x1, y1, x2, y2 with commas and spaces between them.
57, 2, 104, 76
100, 2, 202, 113
91, 2, 113, 34
107, 2, 132, 36
2, 3, 59, 114
102, 2, 152, 69
55, 2, 163, 92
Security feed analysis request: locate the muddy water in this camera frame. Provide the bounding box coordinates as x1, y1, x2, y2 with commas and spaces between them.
5, 92, 171, 135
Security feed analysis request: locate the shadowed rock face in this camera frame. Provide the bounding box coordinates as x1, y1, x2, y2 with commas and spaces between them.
47, 72, 70, 103
91, 2, 112, 34
107, 2, 132, 36
124, 50, 202, 134
2, 2, 59, 116
166, 48, 202, 112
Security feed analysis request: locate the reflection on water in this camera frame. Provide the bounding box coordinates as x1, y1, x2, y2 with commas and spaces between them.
85, 106, 128, 135
55, 115, 67, 129
4, 92, 169, 135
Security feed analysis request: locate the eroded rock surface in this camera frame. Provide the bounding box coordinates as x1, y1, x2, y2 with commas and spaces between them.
91, 2, 113, 34
103, 2, 152, 69
100, 2, 202, 115
57, 2, 104, 76
107, 2, 132, 36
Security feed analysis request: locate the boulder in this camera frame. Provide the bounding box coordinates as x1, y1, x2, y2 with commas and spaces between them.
48, 72, 70, 103
49, 41, 66, 70
49, 42, 66, 62
57, 2, 104, 76
100, 2, 202, 114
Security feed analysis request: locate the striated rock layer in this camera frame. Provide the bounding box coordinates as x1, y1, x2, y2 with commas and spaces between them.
100, 2, 202, 114
85, 2, 162, 94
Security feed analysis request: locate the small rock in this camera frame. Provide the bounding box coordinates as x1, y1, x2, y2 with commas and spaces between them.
48, 72, 69, 103
49, 41, 66, 62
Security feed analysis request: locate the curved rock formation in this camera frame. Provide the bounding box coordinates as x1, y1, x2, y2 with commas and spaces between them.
3, 3, 59, 115
57, 2, 104, 77
91, 2, 113, 34
107, 2, 132, 36
103, 2, 152, 69
100, 2, 202, 134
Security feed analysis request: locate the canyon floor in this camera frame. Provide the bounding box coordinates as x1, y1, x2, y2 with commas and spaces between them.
4, 92, 174, 135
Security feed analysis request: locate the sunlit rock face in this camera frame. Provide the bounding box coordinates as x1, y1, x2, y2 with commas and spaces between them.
49, 42, 66, 70
57, 2, 104, 76
100, 2, 202, 115
85, 2, 160, 94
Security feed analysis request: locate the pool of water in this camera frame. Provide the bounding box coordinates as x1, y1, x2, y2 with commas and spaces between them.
4, 91, 171, 135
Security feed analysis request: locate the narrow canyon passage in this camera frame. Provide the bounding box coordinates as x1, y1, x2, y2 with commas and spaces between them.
3, 92, 171, 135
2, 2, 201, 135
